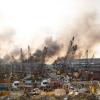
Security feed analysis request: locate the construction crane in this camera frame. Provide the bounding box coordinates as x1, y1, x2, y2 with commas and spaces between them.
56, 36, 78, 75
85, 49, 89, 70
20, 48, 24, 62
20, 48, 25, 74
11, 55, 16, 63
10, 55, 17, 74
28, 45, 31, 58
65, 36, 77, 59
64, 36, 78, 72
42, 46, 48, 63
39, 46, 48, 76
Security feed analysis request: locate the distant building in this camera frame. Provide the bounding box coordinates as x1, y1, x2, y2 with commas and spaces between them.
54, 58, 100, 71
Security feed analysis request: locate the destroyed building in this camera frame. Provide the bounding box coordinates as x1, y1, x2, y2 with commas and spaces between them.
0, 36, 99, 80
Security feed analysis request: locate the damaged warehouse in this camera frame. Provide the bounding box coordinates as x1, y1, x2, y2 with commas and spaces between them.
0, 36, 99, 80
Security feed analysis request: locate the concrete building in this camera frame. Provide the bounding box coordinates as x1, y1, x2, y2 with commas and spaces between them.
54, 58, 100, 71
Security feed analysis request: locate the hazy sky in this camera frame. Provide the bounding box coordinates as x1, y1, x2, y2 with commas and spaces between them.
0, 0, 100, 57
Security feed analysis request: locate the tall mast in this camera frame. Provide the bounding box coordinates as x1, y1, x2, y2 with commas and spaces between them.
64, 36, 77, 72
28, 45, 31, 58
40, 46, 48, 76
20, 48, 24, 73
85, 49, 89, 70
20, 48, 24, 62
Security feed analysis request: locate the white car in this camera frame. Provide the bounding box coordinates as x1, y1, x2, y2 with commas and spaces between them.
41, 80, 49, 87
12, 81, 20, 89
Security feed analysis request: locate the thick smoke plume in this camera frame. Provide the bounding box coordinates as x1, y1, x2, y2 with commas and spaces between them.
44, 37, 63, 57
33, 49, 43, 57
75, 12, 100, 49
1, 1, 100, 63
61, 10, 100, 58
33, 37, 63, 58
2, 11, 100, 63
74, 11, 100, 58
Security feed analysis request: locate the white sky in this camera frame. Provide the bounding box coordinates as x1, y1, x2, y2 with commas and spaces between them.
0, 0, 100, 57
0, 0, 83, 44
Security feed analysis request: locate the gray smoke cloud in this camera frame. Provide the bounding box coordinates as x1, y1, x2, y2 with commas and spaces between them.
1, 0, 100, 63
33, 37, 63, 59
61, 9, 100, 58
2, 12, 100, 63
74, 12, 100, 49
33, 49, 43, 57
3, 55, 11, 64
45, 37, 63, 57
11, 48, 21, 57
